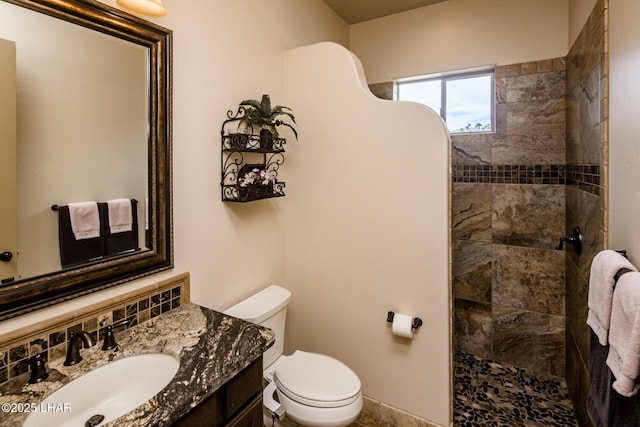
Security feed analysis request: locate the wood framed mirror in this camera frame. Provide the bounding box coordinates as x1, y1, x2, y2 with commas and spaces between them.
0, 0, 172, 320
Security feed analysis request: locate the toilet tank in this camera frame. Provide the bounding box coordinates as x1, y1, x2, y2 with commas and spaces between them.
224, 285, 291, 369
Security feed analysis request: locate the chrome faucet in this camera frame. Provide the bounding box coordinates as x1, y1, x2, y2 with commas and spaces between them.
64, 331, 96, 366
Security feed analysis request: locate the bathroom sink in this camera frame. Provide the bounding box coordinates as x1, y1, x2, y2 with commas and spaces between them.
24, 352, 179, 427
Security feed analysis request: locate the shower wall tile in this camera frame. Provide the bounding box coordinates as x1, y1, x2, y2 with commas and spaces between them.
567, 66, 603, 165
576, 0, 606, 83
492, 184, 565, 249
492, 244, 565, 316
565, 256, 589, 363
580, 65, 604, 159
452, 183, 492, 242
453, 241, 492, 303
506, 70, 566, 103
566, 332, 591, 427
493, 61, 566, 166
566, 0, 606, 166
368, 82, 393, 101
453, 298, 493, 358
453, 164, 566, 185
493, 304, 565, 377
495, 72, 507, 103
505, 58, 565, 77
566, 185, 605, 279
565, 0, 607, 417
452, 136, 492, 166
566, 164, 602, 196
494, 98, 566, 165
450, 59, 568, 374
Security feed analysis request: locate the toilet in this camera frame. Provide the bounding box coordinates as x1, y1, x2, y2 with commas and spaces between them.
224, 285, 363, 427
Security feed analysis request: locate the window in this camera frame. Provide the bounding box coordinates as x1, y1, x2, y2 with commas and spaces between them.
395, 69, 494, 134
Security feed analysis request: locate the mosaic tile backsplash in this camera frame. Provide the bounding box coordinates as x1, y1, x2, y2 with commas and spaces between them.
453, 164, 566, 184
0, 274, 188, 387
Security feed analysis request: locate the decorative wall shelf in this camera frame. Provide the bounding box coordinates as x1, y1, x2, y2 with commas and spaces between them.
220, 107, 286, 202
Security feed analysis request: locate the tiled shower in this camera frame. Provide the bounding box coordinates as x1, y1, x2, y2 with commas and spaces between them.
369, 0, 608, 423
451, 58, 567, 379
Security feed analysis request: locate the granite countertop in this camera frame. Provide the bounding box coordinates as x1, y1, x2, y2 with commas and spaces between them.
0, 303, 275, 426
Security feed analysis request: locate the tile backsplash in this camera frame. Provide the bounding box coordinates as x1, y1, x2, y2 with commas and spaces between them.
0, 273, 189, 386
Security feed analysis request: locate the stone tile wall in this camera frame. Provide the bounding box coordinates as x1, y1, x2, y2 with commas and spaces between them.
565, 0, 608, 425
451, 59, 567, 379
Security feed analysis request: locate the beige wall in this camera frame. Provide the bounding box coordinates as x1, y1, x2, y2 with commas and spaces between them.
609, 0, 640, 266
283, 42, 451, 425
1, 0, 347, 329
349, 0, 569, 84
569, 0, 598, 46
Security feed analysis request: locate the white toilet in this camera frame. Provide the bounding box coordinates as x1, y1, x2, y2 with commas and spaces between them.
224, 285, 363, 427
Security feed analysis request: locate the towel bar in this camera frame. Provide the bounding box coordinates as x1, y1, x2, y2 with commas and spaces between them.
616, 249, 628, 259
614, 268, 634, 284
51, 199, 138, 211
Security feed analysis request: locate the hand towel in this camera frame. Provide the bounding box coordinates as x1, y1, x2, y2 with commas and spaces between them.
68, 201, 100, 240
107, 198, 133, 234
587, 249, 637, 345
100, 201, 139, 256
58, 205, 104, 267
587, 329, 640, 426
606, 272, 640, 397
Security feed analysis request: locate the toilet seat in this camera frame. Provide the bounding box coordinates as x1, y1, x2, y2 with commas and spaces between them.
273, 351, 361, 408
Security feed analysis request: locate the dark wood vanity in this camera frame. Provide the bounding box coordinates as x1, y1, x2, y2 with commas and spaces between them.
0, 304, 274, 427
173, 356, 263, 426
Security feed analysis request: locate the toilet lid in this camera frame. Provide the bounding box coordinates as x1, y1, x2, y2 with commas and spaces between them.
273, 351, 361, 408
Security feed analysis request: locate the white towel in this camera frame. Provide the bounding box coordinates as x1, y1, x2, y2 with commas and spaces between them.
107, 199, 133, 234
68, 201, 100, 240
606, 272, 640, 397
587, 250, 637, 345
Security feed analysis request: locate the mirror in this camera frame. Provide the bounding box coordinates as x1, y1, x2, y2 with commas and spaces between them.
0, 0, 172, 320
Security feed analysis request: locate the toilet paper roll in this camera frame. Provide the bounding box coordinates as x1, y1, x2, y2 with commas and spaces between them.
391, 313, 414, 338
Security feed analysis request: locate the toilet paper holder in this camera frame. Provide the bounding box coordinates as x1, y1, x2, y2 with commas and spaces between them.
387, 311, 423, 329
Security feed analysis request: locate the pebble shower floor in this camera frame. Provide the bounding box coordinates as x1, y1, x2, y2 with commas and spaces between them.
454, 352, 579, 426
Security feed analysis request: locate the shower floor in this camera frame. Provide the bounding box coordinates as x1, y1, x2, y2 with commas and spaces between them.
454, 351, 578, 426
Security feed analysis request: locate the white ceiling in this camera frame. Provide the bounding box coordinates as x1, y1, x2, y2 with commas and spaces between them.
322, 0, 449, 24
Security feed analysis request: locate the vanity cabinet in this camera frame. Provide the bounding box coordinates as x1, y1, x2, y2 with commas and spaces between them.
172, 356, 263, 427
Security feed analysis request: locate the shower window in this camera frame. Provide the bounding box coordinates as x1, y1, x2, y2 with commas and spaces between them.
395, 68, 494, 134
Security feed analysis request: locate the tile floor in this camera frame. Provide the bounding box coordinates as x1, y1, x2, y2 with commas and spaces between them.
454, 351, 578, 426
315, 351, 581, 427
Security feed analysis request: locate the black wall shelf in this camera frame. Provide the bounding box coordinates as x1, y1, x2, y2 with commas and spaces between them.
220, 107, 286, 203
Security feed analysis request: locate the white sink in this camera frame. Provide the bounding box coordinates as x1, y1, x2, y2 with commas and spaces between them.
24, 352, 179, 427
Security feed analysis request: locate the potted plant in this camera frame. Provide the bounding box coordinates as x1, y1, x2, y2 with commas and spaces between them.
239, 94, 298, 149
